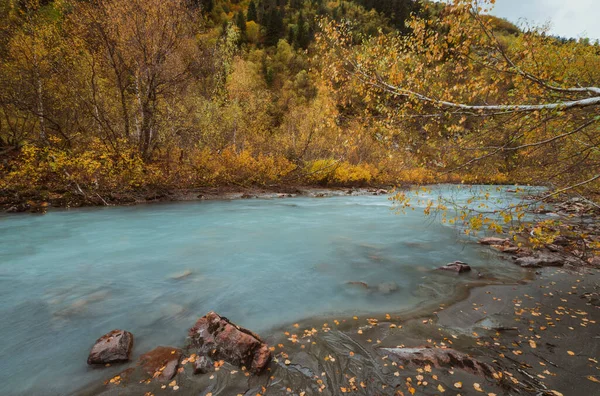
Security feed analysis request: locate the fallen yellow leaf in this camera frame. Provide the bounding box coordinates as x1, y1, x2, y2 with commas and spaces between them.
567, 351, 575, 356
529, 340, 537, 349
454, 381, 463, 389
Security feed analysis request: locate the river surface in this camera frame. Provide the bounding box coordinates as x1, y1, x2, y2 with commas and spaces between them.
0, 185, 530, 395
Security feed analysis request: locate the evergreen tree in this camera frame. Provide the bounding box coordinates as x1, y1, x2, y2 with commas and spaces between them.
235, 11, 246, 39
247, 0, 257, 22
264, 7, 284, 46
295, 12, 310, 49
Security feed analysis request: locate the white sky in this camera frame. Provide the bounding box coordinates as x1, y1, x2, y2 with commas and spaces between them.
489, 0, 599, 40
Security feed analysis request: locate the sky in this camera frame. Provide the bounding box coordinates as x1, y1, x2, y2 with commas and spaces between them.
489, 0, 599, 40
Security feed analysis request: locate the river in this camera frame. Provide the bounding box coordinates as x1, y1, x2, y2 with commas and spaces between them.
0, 185, 528, 395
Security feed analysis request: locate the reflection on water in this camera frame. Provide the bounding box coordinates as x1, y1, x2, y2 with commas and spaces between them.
0, 185, 528, 394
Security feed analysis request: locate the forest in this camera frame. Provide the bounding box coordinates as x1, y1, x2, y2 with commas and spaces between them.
2, 2, 600, 395
0, 0, 599, 209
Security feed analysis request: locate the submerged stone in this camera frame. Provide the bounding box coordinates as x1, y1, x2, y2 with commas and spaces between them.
346, 281, 369, 289
188, 311, 272, 374
169, 270, 193, 280
377, 281, 399, 294
381, 347, 493, 377
87, 329, 133, 365
438, 261, 472, 273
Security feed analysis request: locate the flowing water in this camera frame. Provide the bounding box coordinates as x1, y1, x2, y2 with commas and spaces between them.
0, 185, 531, 395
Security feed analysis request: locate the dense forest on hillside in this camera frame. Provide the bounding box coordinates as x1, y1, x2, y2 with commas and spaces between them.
0, 0, 599, 209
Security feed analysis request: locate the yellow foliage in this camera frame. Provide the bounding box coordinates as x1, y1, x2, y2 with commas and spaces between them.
304, 160, 378, 185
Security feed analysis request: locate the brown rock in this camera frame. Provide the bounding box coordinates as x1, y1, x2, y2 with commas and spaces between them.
251, 344, 272, 373
87, 330, 133, 365
491, 245, 520, 254
139, 346, 182, 381
478, 237, 510, 246
188, 311, 271, 374
438, 261, 471, 273
139, 346, 181, 381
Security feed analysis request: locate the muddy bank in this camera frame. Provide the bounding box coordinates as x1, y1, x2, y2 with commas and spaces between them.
78, 266, 599, 396
1, 185, 393, 213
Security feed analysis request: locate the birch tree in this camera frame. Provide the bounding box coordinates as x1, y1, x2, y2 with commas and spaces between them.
318, 0, 600, 204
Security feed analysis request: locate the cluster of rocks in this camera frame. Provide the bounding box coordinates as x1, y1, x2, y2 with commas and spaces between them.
551, 197, 600, 216
478, 233, 599, 269
5, 201, 48, 214
87, 311, 272, 386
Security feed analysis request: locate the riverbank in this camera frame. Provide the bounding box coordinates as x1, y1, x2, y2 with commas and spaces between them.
79, 266, 599, 396
1, 185, 394, 213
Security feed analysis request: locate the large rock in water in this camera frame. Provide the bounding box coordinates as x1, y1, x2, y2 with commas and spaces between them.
438, 261, 471, 273
87, 330, 134, 365
188, 311, 271, 374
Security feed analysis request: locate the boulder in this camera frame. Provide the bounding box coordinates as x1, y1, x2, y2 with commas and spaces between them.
438, 261, 471, 273
87, 330, 134, 365
478, 237, 510, 246
381, 347, 493, 377
188, 311, 272, 374
513, 251, 564, 268
491, 245, 520, 254
139, 346, 182, 381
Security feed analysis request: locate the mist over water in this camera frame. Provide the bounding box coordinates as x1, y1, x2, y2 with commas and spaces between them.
0, 186, 527, 394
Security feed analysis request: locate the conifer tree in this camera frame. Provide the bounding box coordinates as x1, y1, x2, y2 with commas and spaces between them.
247, 0, 257, 22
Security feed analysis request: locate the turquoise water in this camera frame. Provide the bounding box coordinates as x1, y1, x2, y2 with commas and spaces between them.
0, 186, 527, 395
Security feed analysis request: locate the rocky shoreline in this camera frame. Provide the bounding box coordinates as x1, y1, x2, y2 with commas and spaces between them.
78, 265, 599, 396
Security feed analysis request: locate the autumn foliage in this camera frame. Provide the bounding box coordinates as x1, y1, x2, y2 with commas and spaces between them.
1, 0, 599, 207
